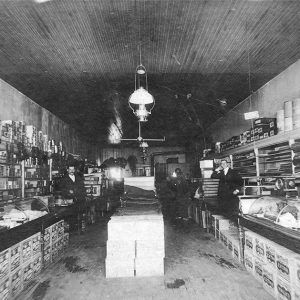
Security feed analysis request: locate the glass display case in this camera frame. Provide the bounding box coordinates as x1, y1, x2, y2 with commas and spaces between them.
246, 195, 300, 230
0, 197, 49, 230
276, 200, 300, 229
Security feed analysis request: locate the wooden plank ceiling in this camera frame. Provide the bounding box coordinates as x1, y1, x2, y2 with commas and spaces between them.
0, 0, 299, 146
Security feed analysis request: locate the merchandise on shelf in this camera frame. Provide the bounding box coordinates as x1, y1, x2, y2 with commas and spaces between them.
259, 142, 293, 176
232, 151, 256, 177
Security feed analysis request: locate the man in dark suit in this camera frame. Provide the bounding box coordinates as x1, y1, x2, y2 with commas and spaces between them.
211, 158, 243, 217
59, 163, 87, 232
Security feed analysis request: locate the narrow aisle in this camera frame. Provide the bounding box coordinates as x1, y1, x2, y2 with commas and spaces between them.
19, 219, 273, 300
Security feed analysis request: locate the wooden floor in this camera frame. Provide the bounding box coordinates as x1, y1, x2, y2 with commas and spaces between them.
18, 218, 273, 300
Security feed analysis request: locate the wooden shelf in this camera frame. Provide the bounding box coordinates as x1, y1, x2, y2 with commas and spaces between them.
222, 128, 300, 156
263, 158, 292, 163
232, 157, 256, 163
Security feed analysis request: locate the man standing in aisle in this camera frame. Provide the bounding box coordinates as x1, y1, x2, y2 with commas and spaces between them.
211, 158, 243, 217
59, 163, 87, 233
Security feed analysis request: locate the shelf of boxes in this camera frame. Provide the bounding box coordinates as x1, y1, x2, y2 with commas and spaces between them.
0, 149, 22, 206
232, 150, 257, 177
23, 159, 51, 198
258, 142, 293, 177
84, 173, 101, 197
215, 129, 300, 199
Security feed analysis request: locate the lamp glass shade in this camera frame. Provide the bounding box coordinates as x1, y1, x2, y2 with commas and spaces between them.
136, 65, 146, 75
129, 87, 154, 105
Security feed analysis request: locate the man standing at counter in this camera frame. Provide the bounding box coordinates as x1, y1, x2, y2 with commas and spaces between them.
59, 163, 87, 233
211, 158, 243, 217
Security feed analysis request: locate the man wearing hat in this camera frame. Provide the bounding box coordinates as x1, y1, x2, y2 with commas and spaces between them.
211, 158, 243, 217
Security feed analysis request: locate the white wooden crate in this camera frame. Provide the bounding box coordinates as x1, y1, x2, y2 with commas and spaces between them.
106, 240, 135, 259
135, 257, 164, 277
136, 239, 165, 258
105, 258, 134, 278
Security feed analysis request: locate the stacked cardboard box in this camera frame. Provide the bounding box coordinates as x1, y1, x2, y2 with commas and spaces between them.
243, 229, 300, 299
0, 248, 10, 300
0, 121, 25, 144
25, 125, 37, 147
0, 232, 43, 299
21, 232, 42, 289
42, 220, 65, 268
106, 214, 164, 278
220, 117, 278, 152
210, 215, 242, 263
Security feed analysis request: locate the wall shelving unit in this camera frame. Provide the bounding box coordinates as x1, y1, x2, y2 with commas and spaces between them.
217, 128, 300, 196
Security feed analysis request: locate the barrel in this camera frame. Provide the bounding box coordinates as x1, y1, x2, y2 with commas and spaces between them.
293, 98, 300, 129
276, 109, 284, 133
